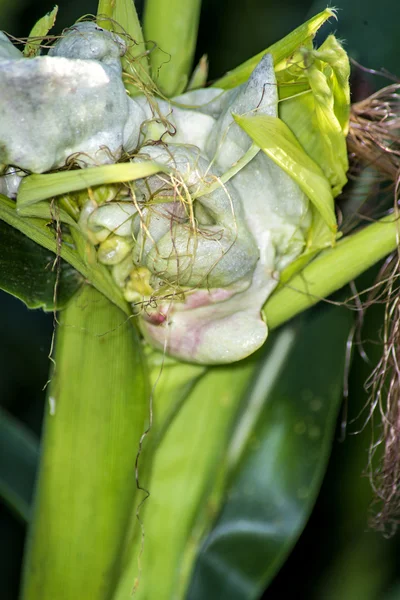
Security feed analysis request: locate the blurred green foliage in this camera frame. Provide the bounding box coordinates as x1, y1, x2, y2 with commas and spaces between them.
1, 0, 400, 598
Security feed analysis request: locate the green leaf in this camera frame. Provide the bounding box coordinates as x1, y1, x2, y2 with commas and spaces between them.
0, 195, 130, 315
112, 0, 151, 96
279, 35, 350, 197
0, 218, 82, 310
144, 350, 206, 447
234, 113, 337, 233
187, 303, 353, 599
23, 5, 58, 57
214, 9, 335, 89
21, 285, 149, 600
97, 0, 114, 28
0, 408, 39, 523
114, 357, 259, 600
98, 0, 151, 96
143, 0, 202, 96
16, 200, 78, 228
17, 162, 167, 206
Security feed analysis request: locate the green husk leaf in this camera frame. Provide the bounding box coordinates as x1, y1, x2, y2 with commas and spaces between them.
17, 162, 167, 206
187, 303, 353, 600
21, 285, 149, 600
97, 0, 114, 28
214, 9, 335, 89
111, 0, 151, 96
143, 0, 202, 96
114, 357, 258, 600
23, 5, 58, 57
144, 350, 206, 445
234, 113, 337, 233
0, 408, 39, 522
279, 35, 350, 197
0, 218, 82, 310
277, 80, 310, 101
17, 199, 78, 228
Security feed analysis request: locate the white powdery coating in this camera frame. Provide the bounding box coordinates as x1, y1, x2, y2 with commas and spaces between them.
0, 167, 23, 198
0, 23, 131, 172
0, 24, 312, 365
87, 202, 137, 241
137, 55, 311, 364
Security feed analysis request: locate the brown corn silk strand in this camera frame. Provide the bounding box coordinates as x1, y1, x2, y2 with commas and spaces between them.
347, 79, 400, 533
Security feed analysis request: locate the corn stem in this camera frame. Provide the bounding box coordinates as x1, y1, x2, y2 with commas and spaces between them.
21, 284, 149, 600
265, 215, 399, 328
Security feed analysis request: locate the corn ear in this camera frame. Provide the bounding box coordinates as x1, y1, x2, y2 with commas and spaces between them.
97, 0, 114, 27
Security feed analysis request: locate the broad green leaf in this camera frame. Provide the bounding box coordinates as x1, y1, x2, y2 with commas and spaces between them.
214, 9, 335, 89
0, 195, 130, 315
0, 408, 39, 522
143, 0, 202, 96
17, 162, 167, 206
187, 303, 353, 600
234, 113, 337, 233
144, 350, 206, 445
21, 285, 149, 600
311, 272, 393, 599
279, 36, 350, 197
114, 357, 258, 600
0, 219, 82, 310
23, 6, 58, 57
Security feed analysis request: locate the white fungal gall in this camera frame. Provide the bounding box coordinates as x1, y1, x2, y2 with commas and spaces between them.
0, 24, 314, 364
132, 56, 311, 363
0, 23, 132, 172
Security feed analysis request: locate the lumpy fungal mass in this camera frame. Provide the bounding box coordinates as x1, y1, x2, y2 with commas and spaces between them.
0, 22, 349, 364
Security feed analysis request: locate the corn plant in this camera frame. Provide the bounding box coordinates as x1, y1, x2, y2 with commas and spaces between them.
1, 1, 399, 598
